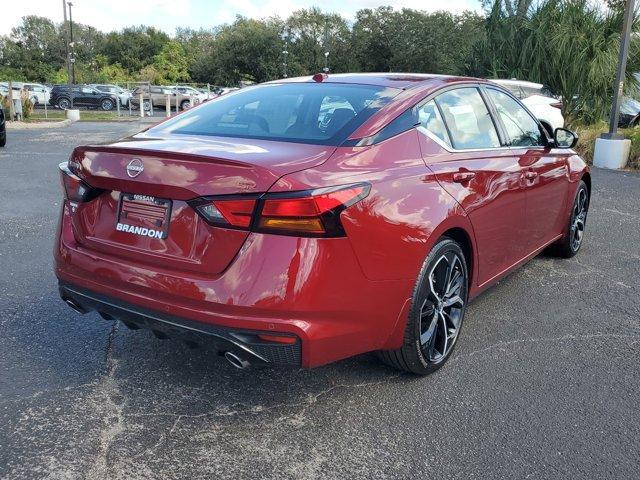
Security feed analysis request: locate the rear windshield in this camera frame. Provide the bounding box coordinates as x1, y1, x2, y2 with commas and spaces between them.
150, 83, 400, 145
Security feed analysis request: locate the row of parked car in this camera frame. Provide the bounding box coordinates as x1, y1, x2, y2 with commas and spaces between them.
0, 82, 238, 112
3, 77, 640, 128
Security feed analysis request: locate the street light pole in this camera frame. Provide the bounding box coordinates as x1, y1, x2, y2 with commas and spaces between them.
282, 50, 288, 78
63, 0, 71, 89
604, 0, 636, 139
594, 0, 636, 169
323, 51, 329, 73
68, 2, 75, 86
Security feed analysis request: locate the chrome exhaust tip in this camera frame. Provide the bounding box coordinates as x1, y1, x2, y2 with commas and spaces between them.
224, 351, 250, 369
64, 298, 87, 314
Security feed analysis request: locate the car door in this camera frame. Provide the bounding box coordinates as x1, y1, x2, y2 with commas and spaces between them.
72, 87, 90, 107
484, 87, 570, 252
418, 86, 529, 286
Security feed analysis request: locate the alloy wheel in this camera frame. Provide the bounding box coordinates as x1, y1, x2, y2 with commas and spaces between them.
571, 188, 588, 252
101, 99, 113, 111
58, 99, 70, 109
420, 251, 466, 363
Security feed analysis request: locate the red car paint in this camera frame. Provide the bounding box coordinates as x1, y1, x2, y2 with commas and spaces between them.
55, 73, 589, 368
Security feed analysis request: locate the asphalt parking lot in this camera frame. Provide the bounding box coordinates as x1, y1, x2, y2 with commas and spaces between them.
0, 122, 639, 480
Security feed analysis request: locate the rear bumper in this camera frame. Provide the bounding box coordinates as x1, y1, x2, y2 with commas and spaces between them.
59, 282, 301, 366
55, 201, 413, 367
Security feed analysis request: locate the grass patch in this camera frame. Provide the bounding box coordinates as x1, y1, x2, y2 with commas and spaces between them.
573, 123, 640, 170
27, 110, 136, 122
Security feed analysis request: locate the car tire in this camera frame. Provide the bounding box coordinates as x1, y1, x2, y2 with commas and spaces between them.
100, 99, 114, 111
548, 180, 589, 258
180, 99, 191, 110
57, 98, 71, 110
142, 100, 151, 111
377, 237, 469, 375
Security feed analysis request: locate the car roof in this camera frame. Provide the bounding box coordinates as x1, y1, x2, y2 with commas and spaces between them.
267, 73, 484, 90
490, 78, 544, 89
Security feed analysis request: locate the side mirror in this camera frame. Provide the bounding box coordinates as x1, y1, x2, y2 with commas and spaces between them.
554, 128, 578, 149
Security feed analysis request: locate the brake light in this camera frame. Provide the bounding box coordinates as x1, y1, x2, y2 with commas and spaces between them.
190, 183, 370, 237
59, 162, 102, 203
193, 197, 258, 229
551, 101, 563, 110
257, 184, 370, 236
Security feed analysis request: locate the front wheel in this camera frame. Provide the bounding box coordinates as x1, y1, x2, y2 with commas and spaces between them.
548, 180, 589, 258
378, 237, 469, 375
180, 99, 191, 110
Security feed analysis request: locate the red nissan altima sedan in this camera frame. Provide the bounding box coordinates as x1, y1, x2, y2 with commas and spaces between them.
55, 73, 590, 374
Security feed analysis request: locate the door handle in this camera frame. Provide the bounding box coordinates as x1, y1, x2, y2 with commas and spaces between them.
452, 171, 476, 183
524, 171, 538, 181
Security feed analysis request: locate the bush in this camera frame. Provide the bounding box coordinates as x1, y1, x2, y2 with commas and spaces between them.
0, 92, 34, 120
574, 123, 640, 169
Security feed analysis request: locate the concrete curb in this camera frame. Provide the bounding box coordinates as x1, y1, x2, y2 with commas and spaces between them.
6, 119, 73, 130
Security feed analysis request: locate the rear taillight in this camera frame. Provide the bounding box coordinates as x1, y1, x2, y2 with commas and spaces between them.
551, 101, 563, 110
190, 183, 370, 237
256, 184, 370, 236
59, 162, 103, 203
192, 196, 259, 229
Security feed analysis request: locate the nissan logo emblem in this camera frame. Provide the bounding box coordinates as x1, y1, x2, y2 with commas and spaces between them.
126, 158, 144, 178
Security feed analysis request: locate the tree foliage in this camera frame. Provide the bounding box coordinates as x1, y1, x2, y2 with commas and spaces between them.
470, 0, 640, 124
1, 2, 638, 125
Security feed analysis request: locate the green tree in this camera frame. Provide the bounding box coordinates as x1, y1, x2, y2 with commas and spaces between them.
101, 26, 169, 73
213, 17, 283, 85
286, 8, 351, 75
153, 41, 190, 83
351, 7, 396, 72
1, 16, 64, 81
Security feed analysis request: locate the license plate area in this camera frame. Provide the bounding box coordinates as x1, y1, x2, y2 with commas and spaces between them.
116, 194, 172, 239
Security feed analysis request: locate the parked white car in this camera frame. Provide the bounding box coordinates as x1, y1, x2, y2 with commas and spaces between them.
89, 84, 132, 107
0, 82, 50, 105
168, 85, 207, 104
490, 79, 564, 135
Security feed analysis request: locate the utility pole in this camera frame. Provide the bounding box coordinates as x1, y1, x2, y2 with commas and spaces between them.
604, 0, 635, 139
63, 0, 71, 88
594, 0, 636, 169
68, 2, 75, 85
282, 50, 288, 78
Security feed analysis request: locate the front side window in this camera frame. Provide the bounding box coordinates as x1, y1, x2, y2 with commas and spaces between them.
152, 83, 400, 145
435, 88, 501, 150
417, 100, 451, 147
487, 88, 544, 147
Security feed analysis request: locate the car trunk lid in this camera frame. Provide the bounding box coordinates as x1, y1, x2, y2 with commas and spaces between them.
67, 134, 336, 275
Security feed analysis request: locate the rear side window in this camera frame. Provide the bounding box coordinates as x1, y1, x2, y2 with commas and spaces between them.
418, 100, 451, 147
486, 88, 544, 147
152, 83, 400, 145
435, 88, 500, 150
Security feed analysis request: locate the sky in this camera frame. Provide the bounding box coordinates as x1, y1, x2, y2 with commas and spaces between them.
2, 0, 483, 36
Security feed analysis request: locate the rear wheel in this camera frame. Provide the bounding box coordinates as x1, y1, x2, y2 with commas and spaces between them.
378, 237, 468, 375
142, 99, 151, 111
180, 99, 191, 110
548, 180, 589, 258
57, 98, 71, 110
100, 98, 114, 111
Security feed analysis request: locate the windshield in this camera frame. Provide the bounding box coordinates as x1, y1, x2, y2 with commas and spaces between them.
150, 82, 400, 145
